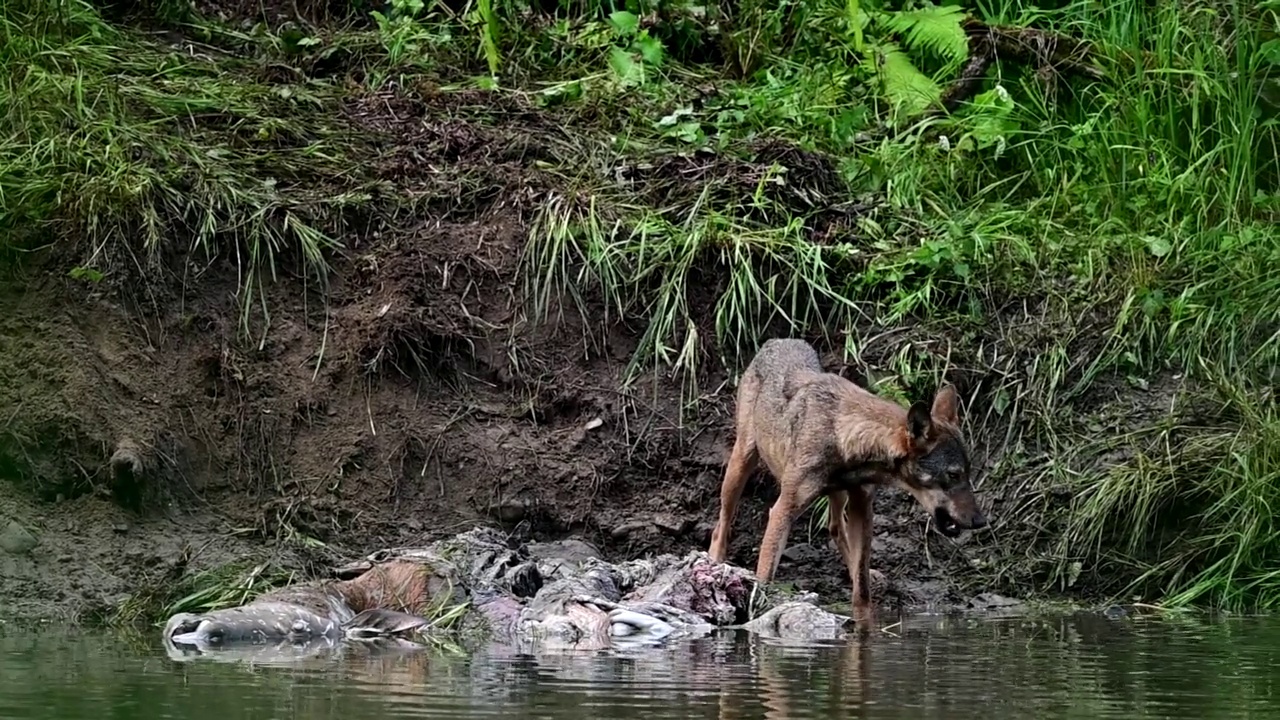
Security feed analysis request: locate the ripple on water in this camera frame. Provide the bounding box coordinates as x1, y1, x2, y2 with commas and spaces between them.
2, 614, 1279, 720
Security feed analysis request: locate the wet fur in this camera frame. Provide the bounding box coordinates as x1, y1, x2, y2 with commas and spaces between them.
708, 339, 987, 620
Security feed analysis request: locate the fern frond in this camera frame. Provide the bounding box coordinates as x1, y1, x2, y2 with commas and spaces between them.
881, 3, 969, 72
869, 42, 942, 118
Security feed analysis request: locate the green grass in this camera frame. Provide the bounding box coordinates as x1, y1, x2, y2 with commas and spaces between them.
0, 0, 370, 334
111, 559, 298, 626
966, 0, 1280, 610
4, 0, 1280, 612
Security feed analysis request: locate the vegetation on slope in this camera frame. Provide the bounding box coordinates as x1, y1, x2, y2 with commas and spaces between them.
3, 0, 1280, 612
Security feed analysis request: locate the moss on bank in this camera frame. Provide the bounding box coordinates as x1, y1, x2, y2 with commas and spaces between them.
4, 0, 1280, 614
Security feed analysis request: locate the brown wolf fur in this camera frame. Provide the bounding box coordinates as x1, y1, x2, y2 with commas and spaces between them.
707, 338, 987, 619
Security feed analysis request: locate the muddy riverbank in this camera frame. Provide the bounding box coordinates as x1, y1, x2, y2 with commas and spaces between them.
0, 236, 1018, 622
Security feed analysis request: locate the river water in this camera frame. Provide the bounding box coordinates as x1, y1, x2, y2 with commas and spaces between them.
2, 612, 1277, 719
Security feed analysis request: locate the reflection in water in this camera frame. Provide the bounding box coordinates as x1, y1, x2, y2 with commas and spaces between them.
2, 612, 1279, 719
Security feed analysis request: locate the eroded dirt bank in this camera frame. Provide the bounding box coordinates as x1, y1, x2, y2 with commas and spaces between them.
0, 212, 1011, 622
0, 81, 1029, 619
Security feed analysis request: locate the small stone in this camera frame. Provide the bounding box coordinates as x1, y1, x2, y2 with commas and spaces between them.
694, 521, 715, 544
0, 521, 38, 556
494, 500, 527, 523
652, 513, 692, 536
527, 539, 601, 566
611, 521, 648, 540
970, 592, 1023, 610
781, 544, 821, 564
868, 568, 889, 594
112, 524, 129, 534
1104, 605, 1129, 619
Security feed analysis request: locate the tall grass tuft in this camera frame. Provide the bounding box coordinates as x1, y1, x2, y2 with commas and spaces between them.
988, 0, 1280, 610
1, 0, 353, 330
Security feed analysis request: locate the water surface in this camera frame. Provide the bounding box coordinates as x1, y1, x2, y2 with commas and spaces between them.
2, 612, 1278, 719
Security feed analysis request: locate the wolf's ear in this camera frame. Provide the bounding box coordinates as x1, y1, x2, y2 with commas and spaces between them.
907, 401, 933, 442
931, 384, 960, 426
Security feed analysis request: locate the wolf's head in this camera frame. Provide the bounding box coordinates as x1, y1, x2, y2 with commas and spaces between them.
894, 385, 987, 538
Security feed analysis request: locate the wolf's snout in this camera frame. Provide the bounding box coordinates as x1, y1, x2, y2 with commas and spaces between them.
969, 510, 988, 530
934, 507, 963, 537
933, 500, 987, 537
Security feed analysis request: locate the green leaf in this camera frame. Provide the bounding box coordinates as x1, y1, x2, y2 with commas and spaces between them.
609, 47, 642, 85
1261, 39, 1280, 66
68, 266, 104, 283
993, 388, 1011, 416
635, 35, 664, 66
609, 11, 640, 36
655, 106, 695, 128
1145, 235, 1173, 258
970, 86, 1013, 113
538, 80, 583, 107
881, 3, 969, 72
1141, 289, 1166, 317
846, 0, 866, 52
869, 42, 942, 117
957, 86, 1019, 151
